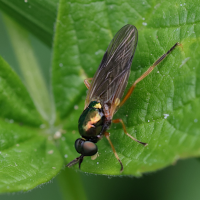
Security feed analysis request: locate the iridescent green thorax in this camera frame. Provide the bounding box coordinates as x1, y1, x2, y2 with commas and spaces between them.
78, 101, 105, 140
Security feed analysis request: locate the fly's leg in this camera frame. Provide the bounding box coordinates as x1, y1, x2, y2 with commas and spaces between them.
104, 132, 123, 172
112, 119, 147, 146
84, 78, 93, 89
119, 42, 180, 107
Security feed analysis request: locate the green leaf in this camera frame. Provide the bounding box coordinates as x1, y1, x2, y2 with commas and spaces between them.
0, 8, 87, 195
0, 0, 58, 46
0, 56, 42, 126
0, 120, 63, 192
52, 0, 200, 175
0, 6, 88, 195
0, 54, 63, 192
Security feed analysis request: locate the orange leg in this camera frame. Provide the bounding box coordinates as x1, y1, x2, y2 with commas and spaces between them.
112, 119, 148, 146
84, 78, 93, 89
119, 42, 180, 107
104, 132, 123, 172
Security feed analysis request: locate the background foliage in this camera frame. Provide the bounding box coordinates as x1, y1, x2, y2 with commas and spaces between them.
0, 0, 200, 199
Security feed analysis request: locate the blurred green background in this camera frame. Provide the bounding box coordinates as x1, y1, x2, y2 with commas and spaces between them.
1, 159, 200, 200
0, 9, 200, 200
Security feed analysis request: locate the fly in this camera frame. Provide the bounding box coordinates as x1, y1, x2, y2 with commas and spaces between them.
66, 24, 179, 172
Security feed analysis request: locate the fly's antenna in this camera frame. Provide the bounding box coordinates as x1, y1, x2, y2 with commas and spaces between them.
66, 155, 84, 168
78, 155, 84, 169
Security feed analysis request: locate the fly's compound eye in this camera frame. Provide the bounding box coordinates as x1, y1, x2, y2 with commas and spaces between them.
83, 141, 98, 156
75, 138, 85, 154
75, 139, 98, 156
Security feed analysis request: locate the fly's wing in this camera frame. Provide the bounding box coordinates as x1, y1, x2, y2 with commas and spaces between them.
85, 24, 138, 117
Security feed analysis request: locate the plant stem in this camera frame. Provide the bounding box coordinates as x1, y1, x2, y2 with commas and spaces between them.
3, 14, 56, 126
56, 168, 88, 200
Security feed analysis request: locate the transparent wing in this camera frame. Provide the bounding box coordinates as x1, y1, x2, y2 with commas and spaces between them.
85, 24, 138, 116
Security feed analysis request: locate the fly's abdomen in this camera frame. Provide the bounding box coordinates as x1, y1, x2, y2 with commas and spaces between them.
78, 101, 105, 139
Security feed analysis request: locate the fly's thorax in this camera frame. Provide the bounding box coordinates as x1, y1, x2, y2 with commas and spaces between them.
78, 101, 105, 139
